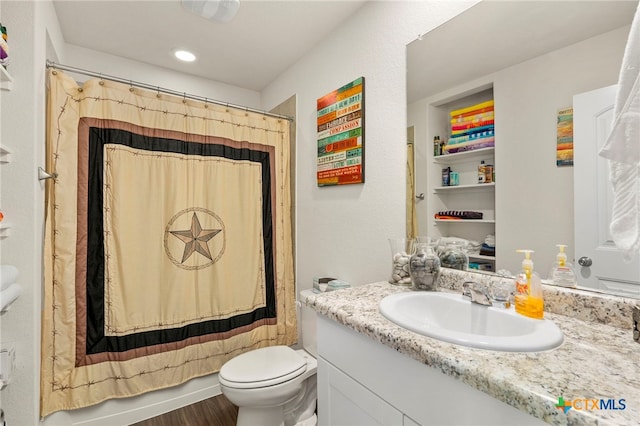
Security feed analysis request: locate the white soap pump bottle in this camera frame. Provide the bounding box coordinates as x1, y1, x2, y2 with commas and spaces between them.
549, 244, 577, 288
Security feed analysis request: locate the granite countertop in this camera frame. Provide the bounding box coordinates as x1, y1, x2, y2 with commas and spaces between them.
302, 280, 639, 426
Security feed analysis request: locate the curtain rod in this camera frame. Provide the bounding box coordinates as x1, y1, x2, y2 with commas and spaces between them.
45, 60, 294, 122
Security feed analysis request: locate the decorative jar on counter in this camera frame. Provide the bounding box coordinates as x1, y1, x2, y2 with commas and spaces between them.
439, 242, 469, 271
388, 238, 412, 286
409, 240, 440, 291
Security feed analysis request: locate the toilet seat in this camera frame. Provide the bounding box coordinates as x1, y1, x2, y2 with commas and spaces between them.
219, 346, 307, 389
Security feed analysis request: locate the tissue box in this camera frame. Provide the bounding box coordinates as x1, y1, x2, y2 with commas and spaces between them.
327, 279, 350, 291
313, 277, 336, 293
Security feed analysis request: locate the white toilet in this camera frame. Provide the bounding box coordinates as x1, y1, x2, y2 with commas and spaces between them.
219, 290, 318, 426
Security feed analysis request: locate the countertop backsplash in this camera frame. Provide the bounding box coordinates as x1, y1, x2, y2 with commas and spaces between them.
437, 269, 637, 330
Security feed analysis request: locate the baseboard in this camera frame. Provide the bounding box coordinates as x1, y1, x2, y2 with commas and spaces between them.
42, 375, 221, 426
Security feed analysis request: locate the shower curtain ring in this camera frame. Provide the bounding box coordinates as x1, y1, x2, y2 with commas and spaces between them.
156, 87, 161, 98
98, 73, 104, 86
129, 80, 134, 92
183, 92, 187, 104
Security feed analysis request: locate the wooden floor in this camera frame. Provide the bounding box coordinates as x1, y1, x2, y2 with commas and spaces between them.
130, 394, 238, 426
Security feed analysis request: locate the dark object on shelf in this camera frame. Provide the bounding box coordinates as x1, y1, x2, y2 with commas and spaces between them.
441, 167, 450, 186
479, 243, 495, 256
435, 211, 483, 220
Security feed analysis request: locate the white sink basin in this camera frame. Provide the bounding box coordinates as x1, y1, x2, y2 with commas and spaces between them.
379, 291, 564, 352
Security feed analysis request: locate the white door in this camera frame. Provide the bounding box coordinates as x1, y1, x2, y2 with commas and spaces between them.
574, 85, 640, 297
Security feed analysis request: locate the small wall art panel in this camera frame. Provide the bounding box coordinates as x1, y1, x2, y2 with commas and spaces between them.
316, 77, 365, 186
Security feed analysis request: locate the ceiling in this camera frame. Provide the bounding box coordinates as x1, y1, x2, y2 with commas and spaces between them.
51, 1, 639, 99
52, 0, 368, 92
407, 0, 639, 103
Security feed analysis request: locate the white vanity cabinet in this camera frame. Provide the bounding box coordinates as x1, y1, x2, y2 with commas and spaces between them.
318, 358, 405, 425
316, 314, 545, 426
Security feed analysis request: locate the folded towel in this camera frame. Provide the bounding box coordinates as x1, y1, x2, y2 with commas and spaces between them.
435, 210, 483, 220
483, 234, 495, 246
0, 282, 23, 312
450, 111, 494, 124
0, 265, 18, 290
451, 119, 495, 132
448, 129, 495, 144
479, 244, 495, 256
444, 137, 494, 154
433, 236, 480, 258
450, 100, 494, 117
450, 124, 495, 137
599, 3, 640, 255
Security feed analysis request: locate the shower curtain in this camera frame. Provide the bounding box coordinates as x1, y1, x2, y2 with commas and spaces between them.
40, 70, 296, 416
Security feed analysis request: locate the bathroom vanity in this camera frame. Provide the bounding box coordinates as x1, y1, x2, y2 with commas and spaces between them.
303, 272, 639, 425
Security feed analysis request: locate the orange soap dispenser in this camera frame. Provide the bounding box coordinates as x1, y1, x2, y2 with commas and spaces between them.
514, 249, 544, 319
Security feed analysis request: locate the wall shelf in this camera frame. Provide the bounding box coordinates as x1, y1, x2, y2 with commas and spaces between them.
468, 254, 495, 261
433, 147, 494, 165
434, 219, 495, 224
0, 66, 13, 91
433, 182, 495, 192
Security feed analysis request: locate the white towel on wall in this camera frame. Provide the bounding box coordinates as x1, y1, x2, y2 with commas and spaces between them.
599, 3, 640, 255
0, 265, 19, 291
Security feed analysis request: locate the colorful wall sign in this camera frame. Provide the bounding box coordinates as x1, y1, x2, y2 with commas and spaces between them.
557, 107, 574, 167
317, 77, 365, 186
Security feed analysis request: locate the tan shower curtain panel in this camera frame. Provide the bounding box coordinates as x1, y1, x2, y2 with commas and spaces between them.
40, 70, 296, 416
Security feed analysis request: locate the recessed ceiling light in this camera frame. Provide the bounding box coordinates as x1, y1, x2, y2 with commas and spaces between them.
175, 50, 196, 62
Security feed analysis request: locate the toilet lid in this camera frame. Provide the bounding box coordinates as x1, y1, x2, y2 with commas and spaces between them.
219, 346, 307, 389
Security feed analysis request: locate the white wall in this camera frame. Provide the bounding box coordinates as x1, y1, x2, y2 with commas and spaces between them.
408, 26, 628, 277
62, 44, 262, 109
0, 1, 58, 425
261, 0, 478, 291
0, 1, 480, 425
497, 26, 627, 275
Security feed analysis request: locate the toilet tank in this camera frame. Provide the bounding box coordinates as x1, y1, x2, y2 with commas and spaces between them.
298, 290, 317, 357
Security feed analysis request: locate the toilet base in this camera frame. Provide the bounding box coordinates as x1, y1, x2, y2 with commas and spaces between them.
294, 413, 317, 426
236, 406, 317, 426
237, 405, 285, 426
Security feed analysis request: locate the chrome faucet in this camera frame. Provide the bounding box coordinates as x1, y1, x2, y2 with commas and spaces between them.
462, 281, 492, 306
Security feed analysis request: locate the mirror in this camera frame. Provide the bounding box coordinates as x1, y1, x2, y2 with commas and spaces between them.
407, 1, 639, 297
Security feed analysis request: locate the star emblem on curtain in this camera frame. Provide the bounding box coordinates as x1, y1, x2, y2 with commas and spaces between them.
170, 212, 222, 262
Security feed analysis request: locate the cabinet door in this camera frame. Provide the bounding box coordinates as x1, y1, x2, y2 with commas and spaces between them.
317, 357, 403, 426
